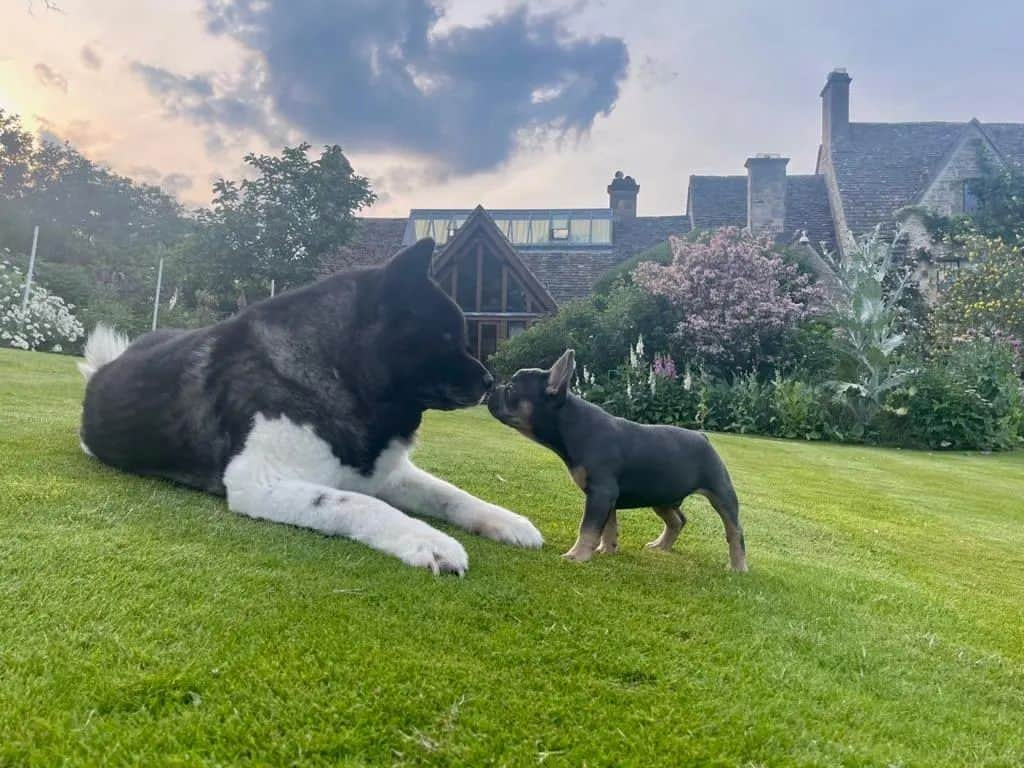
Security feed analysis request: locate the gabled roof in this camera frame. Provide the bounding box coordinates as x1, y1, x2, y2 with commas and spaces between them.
685, 174, 837, 253
434, 205, 558, 313
827, 120, 1024, 237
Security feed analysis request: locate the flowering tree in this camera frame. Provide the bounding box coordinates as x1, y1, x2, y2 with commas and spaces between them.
633, 227, 824, 375
0, 260, 85, 351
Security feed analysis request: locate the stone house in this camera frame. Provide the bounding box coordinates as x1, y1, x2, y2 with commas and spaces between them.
323, 174, 688, 362
688, 69, 1024, 291
325, 68, 1024, 359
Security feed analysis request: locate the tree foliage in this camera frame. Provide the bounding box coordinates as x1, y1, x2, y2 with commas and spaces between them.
933, 234, 1024, 343
0, 108, 374, 338
188, 144, 375, 308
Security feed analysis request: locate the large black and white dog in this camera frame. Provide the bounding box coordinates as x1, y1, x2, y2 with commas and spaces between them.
79, 238, 542, 575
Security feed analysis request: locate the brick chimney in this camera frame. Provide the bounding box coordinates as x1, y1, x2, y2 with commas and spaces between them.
745, 154, 789, 234
607, 171, 639, 218
821, 68, 851, 145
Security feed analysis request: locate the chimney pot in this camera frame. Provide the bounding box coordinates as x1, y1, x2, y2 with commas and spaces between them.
608, 171, 639, 218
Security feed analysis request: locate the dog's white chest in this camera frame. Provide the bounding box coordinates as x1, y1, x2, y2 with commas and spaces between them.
223, 413, 409, 496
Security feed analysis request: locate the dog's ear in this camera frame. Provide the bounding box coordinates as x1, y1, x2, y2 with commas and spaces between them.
545, 349, 576, 403
384, 238, 434, 290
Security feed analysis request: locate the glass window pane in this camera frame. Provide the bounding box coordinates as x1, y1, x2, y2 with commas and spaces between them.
509, 219, 529, 244
481, 252, 503, 312
591, 219, 611, 244
506, 274, 526, 312
508, 321, 527, 338
480, 323, 498, 362
570, 218, 591, 243
414, 219, 430, 240
456, 255, 477, 311
492, 219, 509, 240
551, 217, 569, 241
467, 319, 479, 359
433, 218, 449, 246
530, 218, 549, 244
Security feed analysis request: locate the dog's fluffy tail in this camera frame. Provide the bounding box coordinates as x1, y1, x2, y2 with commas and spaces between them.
77, 324, 130, 382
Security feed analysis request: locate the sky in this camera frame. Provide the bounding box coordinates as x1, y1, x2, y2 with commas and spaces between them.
2, 0, 1023, 216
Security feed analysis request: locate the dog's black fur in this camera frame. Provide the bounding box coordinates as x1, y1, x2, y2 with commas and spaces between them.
488, 349, 747, 571
81, 238, 492, 494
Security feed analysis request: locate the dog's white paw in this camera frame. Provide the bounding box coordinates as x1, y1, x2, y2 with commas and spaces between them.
476, 506, 544, 549
394, 524, 469, 576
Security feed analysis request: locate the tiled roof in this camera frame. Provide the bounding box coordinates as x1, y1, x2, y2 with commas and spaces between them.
519, 215, 690, 304
687, 176, 747, 230
612, 215, 690, 260
686, 174, 837, 253
983, 123, 1024, 169
829, 122, 966, 237
319, 217, 406, 275
518, 250, 635, 304
785, 175, 837, 254
829, 121, 1024, 238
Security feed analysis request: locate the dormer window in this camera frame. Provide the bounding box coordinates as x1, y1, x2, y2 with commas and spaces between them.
963, 179, 981, 214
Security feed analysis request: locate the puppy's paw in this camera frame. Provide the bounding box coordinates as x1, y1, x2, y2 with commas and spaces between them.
395, 525, 469, 576
476, 506, 544, 549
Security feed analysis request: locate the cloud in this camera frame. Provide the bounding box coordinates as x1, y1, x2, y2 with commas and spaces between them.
161, 172, 194, 196
34, 62, 68, 92
34, 116, 113, 155
81, 45, 103, 71
132, 0, 628, 174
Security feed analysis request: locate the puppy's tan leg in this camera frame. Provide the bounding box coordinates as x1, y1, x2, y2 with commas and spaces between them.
595, 510, 618, 555
563, 529, 600, 562
563, 488, 616, 563
646, 505, 685, 551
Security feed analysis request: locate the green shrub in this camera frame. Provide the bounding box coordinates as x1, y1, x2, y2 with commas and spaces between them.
883, 338, 1024, 451
489, 284, 677, 378
771, 377, 828, 440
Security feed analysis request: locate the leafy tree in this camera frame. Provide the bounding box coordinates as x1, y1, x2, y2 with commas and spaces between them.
189, 144, 375, 308
633, 227, 824, 377
933, 234, 1024, 343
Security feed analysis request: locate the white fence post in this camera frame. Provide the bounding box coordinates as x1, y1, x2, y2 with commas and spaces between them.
151, 257, 164, 331
270, 279, 276, 297
20, 225, 39, 315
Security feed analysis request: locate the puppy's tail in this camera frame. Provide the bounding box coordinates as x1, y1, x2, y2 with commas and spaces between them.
77, 324, 130, 382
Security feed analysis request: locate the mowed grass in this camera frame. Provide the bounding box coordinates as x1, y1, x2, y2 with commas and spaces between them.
1, 348, 1023, 767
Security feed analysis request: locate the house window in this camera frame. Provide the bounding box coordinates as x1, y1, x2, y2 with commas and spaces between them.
506, 274, 527, 312
963, 179, 981, 214
551, 218, 569, 240
507, 320, 528, 338
455, 254, 478, 310
480, 252, 503, 312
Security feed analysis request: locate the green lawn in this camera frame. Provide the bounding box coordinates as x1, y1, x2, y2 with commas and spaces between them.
1, 347, 1023, 767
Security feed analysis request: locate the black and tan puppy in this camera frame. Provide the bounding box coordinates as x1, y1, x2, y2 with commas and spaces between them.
488, 349, 747, 571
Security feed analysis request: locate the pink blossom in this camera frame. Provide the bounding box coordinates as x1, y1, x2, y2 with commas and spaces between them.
634, 227, 825, 371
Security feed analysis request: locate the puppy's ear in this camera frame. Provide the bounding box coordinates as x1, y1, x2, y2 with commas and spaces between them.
385, 238, 434, 289
545, 348, 576, 403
